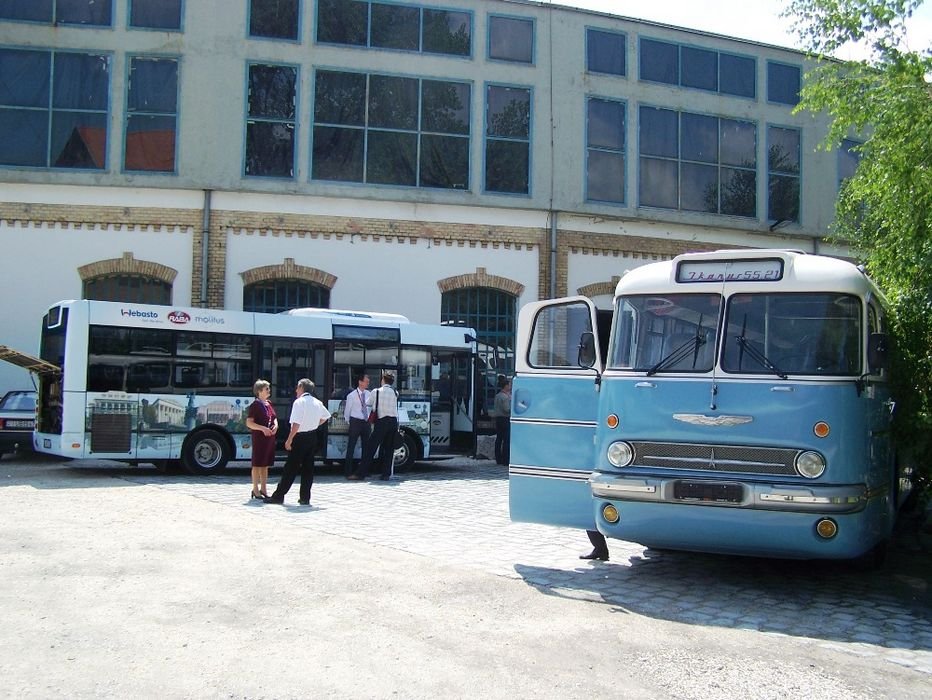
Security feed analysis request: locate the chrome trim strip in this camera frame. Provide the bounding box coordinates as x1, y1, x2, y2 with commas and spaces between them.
510, 466, 591, 481
510, 417, 597, 427
672, 413, 753, 427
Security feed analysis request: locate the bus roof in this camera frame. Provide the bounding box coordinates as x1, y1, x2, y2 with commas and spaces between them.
615, 249, 883, 300
282, 308, 410, 323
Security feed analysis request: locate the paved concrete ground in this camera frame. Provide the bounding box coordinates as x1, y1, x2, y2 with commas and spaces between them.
0, 453, 930, 699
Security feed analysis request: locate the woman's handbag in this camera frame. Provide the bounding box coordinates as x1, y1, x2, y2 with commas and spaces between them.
367, 390, 379, 424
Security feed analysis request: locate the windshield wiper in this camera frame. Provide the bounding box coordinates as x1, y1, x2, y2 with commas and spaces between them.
647, 335, 706, 376
735, 335, 787, 379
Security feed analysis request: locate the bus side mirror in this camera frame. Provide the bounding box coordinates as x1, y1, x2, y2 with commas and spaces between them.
867, 333, 888, 374
578, 332, 596, 369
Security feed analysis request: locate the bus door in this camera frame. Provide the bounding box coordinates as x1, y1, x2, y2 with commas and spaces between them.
260, 338, 329, 442
509, 297, 604, 529
430, 351, 474, 453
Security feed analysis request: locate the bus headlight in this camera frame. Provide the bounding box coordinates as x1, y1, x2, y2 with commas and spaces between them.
607, 441, 634, 467
795, 450, 826, 479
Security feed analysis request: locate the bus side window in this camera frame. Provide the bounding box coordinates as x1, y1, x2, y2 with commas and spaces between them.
175, 363, 205, 388
88, 363, 124, 392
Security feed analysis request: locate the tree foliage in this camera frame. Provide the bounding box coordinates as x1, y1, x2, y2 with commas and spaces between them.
785, 0, 932, 491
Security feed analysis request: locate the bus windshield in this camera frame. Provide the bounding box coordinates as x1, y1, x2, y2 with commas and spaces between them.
610, 294, 720, 372
721, 293, 861, 376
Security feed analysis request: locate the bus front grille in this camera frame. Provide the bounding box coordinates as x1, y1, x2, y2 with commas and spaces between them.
631, 442, 798, 476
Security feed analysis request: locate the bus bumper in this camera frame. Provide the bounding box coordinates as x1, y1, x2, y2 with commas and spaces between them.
590, 474, 889, 560
34, 432, 85, 459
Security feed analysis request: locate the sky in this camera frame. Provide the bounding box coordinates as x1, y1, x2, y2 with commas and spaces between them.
552, 0, 932, 58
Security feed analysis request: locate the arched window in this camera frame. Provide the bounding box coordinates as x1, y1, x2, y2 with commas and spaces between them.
441, 287, 516, 415
83, 275, 172, 305
243, 279, 330, 313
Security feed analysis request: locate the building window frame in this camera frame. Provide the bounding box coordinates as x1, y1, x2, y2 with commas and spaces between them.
247, 0, 301, 43
487, 13, 534, 65
244, 61, 298, 179
767, 60, 801, 106
243, 279, 331, 314
128, 0, 183, 31
83, 274, 172, 305
0, 0, 113, 26
585, 27, 626, 77
766, 123, 801, 224
638, 36, 756, 100
123, 55, 179, 174
483, 82, 532, 196
585, 95, 626, 205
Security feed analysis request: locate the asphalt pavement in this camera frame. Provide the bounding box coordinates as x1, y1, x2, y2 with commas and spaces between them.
0, 453, 929, 699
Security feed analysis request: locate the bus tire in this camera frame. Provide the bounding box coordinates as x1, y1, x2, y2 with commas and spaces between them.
392, 430, 419, 471
181, 429, 231, 476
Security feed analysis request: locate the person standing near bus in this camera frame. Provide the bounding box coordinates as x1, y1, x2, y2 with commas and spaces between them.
343, 373, 371, 480
493, 376, 512, 466
265, 379, 330, 506
360, 373, 399, 481
245, 379, 278, 500
580, 530, 610, 561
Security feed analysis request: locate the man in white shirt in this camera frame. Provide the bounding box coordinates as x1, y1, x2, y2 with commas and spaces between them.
360, 372, 399, 481
265, 378, 330, 506
343, 373, 371, 480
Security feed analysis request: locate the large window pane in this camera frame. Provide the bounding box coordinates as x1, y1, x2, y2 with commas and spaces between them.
316, 0, 367, 45
768, 126, 800, 174
487, 86, 529, 139
588, 98, 624, 150
768, 61, 800, 105
639, 38, 677, 84
0, 49, 50, 107
587, 28, 625, 76
51, 110, 106, 168
130, 0, 182, 29
639, 157, 677, 208
368, 75, 418, 130
312, 125, 364, 182
0, 109, 48, 166
366, 130, 417, 185
125, 114, 175, 172
720, 119, 756, 167
53, 53, 109, 110
486, 140, 529, 194
681, 162, 718, 212
587, 150, 624, 203
244, 280, 330, 314
371, 3, 419, 50
681, 112, 717, 163
248, 64, 296, 119
0, 0, 52, 21
128, 58, 177, 113
838, 138, 861, 185
721, 167, 756, 217
720, 53, 755, 98
489, 16, 533, 63
245, 121, 294, 177
314, 70, 366, 125
85, 275, 171, 304
422, 80, 469, 134
681, 46, 717, 91
420, 134, 468, 189
422, 9, 470, 56
249, 0, 299, 40
57, 0, 112, 25
639, 106, 677, 158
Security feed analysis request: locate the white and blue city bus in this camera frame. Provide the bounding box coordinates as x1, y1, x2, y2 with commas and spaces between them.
510, 249, 910, 565
1, 300, 480, 474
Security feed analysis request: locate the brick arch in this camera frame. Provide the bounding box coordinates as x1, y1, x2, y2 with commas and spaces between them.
239, 257, 337, 289
577, 276, 620, 299
77, 251, 177, 284
436, 267, 524, 296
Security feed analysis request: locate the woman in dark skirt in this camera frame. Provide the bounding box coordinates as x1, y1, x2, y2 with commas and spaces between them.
246, 379, 278, 500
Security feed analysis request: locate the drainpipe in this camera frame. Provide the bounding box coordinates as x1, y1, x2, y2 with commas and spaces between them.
549, 212, 557, 299
200, 189, 212, 306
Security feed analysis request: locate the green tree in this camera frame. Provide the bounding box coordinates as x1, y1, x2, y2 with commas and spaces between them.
784, 0, 932, 495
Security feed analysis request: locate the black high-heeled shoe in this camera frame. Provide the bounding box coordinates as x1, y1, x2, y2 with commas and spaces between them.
250, 491, 261, 500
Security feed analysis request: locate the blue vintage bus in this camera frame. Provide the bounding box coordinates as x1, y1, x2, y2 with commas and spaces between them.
509, 249, 910, 565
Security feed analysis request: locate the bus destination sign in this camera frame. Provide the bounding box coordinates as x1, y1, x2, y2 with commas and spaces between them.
676, 258, 784, 284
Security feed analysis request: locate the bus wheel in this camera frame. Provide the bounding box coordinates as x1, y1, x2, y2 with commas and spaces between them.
181, 429, 231, 475
392, 431, 418, 471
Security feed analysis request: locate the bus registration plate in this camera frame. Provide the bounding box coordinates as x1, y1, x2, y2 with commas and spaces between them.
673, 481, 743, 503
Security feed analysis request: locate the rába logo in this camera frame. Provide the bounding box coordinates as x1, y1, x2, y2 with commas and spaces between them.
168, 311, 191, 325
